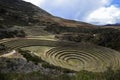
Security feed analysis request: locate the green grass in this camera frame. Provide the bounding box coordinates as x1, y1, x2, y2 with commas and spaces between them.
21, 44, 120, 72
1, 68, 120, 80
0, 72, 52, 80
1, 38, 120, 72
34, 46, 120, 72
18, 49, 75, 73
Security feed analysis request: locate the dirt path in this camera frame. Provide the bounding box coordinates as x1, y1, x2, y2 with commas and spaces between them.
0, 50, 16, 57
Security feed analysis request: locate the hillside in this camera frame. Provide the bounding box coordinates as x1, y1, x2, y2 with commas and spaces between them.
0, 0, 95, 27
0, 0, 51, 26
0, 0, 120, 80
0, 0, 96, 37
105, 23, 120, 26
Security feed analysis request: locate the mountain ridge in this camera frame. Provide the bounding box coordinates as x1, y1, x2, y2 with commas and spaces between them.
0, 0, 95, 28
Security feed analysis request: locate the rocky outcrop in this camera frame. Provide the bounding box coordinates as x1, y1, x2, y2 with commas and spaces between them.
0, 57, 41, 73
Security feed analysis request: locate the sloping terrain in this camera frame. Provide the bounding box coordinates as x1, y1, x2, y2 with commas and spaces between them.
0, 0, 96, 37
0, 0, 95, 27
0, 0, 51, 26
0, 0, 120, 80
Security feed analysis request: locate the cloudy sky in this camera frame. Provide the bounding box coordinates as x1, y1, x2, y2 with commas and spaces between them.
23, 0, 120, 25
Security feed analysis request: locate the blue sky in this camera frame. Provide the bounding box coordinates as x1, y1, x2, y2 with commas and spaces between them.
112, 0, 120, 7
24, 0, 120, 25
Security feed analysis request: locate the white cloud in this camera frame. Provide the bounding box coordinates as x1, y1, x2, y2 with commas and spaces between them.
86, 5, 120, 25
23, 0, 120, 25
23, 0, 44, 6
36, 0, 112, 20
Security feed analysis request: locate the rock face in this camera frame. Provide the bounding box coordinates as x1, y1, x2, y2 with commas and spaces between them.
0, 57, 65, 75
